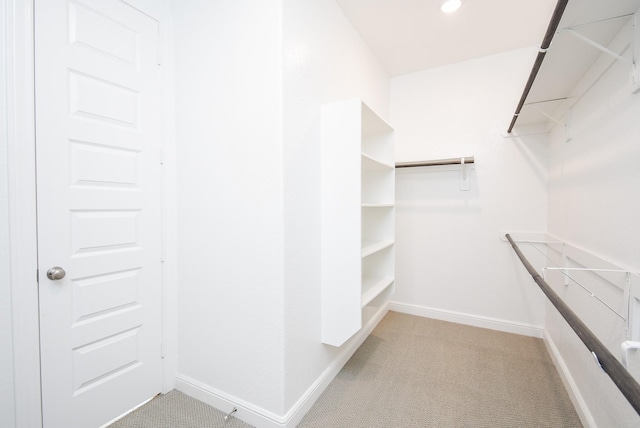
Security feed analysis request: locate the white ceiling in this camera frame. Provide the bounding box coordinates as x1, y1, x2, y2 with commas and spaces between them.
336, 0, 559, 76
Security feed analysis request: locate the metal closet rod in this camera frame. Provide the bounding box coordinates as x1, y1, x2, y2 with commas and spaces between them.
395, 156, 474, 168
507, 0, 569, 134
505, 234, 640, 416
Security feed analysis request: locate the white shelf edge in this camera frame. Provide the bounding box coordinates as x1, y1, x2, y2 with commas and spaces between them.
361, 276, 394, 308
361, 152, 394, 169
361, 240, 394, 258
361, 203, 395, 208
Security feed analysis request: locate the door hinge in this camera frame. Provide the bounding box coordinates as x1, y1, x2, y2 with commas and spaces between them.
36, 269, 39, 283
161, 341, 165, 359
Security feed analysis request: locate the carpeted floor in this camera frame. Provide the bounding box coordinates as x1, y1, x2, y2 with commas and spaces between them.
109, 311, 582, 427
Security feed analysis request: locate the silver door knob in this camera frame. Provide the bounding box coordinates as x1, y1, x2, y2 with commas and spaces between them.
46, 266, 66, 280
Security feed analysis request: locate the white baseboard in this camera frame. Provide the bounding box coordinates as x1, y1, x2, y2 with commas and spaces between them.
543, 329, 596, 428
177, 302, 390, 428
388, 301, 544, 338
176, 375, 284, 428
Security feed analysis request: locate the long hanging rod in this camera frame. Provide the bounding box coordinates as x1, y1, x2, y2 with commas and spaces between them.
507, 0, 569, 134
505, 233, 640, 416
395, 156, 474, 169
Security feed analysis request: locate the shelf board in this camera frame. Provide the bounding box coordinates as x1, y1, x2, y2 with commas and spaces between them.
361, 276, 394, 308
362, 153, 394, 169
362, 203, 395, 208
361, 240, 394, 258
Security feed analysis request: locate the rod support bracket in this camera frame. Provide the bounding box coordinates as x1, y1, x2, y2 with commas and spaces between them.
622, 341, 640, 368
459, 157, 470, 191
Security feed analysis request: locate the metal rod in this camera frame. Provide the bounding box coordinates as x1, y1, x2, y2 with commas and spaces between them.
510, 239, 563, 244
543, 267, 631, 274
395, 156, 474, 169
542, 268, 626, 320
541, 0, 570, 49
506, 233, 640, 416
507, 51, 547, 133
507, 0, 569, 133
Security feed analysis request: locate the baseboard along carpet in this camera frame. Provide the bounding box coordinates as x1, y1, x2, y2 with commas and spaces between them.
110, 311, 582, 427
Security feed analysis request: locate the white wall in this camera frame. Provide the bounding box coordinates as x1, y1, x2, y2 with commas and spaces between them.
546, 19, 640, 427
281, 0, 390, 415
0, 0, 17, 426
390, 47, 549, 336
172, 0, 391, 423
172, 0, 287, 417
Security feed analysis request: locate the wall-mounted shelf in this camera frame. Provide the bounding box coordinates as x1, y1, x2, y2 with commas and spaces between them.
507, 0, 640, 136
321, 98, 395, 347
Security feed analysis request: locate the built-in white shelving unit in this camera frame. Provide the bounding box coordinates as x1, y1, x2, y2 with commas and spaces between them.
321, 98, 395, 347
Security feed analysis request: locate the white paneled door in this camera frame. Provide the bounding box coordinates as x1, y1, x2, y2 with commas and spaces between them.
35, 0, 164, 426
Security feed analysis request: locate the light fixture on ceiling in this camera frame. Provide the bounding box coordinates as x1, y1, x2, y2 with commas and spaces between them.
440, 0, 462, 13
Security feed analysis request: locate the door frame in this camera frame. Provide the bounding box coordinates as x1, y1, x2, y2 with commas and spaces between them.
5, 1, 177, 426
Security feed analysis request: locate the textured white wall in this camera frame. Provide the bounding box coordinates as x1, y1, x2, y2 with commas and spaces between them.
172, 0, 390, 420
172, 0, 286, 415
1, 0, 17, 425
281, 0, 390, 414
546, 20, 640, 427
390, 47, 549, 334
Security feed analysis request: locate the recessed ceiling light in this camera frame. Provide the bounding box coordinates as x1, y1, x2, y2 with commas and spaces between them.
440, 0, 462, 13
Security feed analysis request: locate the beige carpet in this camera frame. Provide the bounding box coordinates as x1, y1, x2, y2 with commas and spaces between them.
110, 311, 582, 427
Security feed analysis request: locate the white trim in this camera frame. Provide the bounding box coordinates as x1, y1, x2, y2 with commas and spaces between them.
156, 8, 178, 395
389, 301, 544, 338
284, 303, 389, 426
543, 329, 596, 428
176, 376, 285, 428
177, 303, 390, 428
117, 0, 178, 396
7, 0, 42, 427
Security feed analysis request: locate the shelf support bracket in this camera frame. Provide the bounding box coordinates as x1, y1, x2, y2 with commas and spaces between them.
558, 28, 633, 65
530, 104, 562, 125
565, 107, 572, 142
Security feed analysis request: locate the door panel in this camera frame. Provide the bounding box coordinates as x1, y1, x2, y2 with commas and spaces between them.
35, 0, 163, 426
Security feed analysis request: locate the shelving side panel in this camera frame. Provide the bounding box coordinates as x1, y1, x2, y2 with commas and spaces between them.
321, 99, 364, 347
320, 98, 395, 348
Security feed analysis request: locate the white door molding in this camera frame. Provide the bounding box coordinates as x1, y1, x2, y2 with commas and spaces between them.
6, 1, 41, 426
